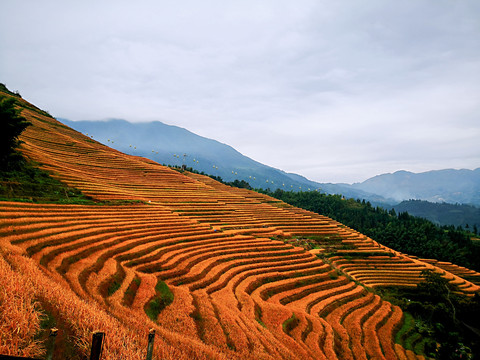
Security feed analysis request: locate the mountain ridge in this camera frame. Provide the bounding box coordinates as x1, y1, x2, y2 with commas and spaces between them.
61, 118, 391, 204
351, 168, 480, 206
61, 118, 479, 207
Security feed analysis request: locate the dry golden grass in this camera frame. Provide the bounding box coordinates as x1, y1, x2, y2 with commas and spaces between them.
0, 254, 43, 358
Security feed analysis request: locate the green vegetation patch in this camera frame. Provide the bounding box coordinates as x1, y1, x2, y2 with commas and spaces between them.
395, 312, 414, 345
282, 313, 299, 335
103, 265, 126, 298
155, 280, 174, 303
0, 159, 96, 204
0, 157, 147, 206
144, 280, 174, 321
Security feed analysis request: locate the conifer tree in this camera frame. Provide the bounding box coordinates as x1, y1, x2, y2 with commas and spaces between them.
0, 95, 30, 170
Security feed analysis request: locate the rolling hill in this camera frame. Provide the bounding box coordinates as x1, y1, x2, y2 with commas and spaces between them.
2, 88, 480, 359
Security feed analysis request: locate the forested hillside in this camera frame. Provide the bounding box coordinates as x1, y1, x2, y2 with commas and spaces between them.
258, 189, 480, 272
394, 200, 480, 230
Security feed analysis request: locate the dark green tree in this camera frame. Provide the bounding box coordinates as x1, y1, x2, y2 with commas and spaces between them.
0, 95, 31, 170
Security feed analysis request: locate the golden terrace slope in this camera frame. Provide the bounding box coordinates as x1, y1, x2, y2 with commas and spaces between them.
1, 91, 480, 359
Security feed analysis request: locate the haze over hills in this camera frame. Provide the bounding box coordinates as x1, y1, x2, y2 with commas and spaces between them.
351, 169, 480, 206
393, 200, 480, 230
62, 118, 480, 209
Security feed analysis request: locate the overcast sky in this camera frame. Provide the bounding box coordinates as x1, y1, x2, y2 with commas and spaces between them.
1, 1, 479, 183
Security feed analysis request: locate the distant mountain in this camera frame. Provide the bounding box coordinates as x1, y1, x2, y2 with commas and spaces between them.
351, 169, 480, 207
394, 200, 480, 230
61, 119, 399, 205
60, 119, 324, 192
60, 119, 479, 208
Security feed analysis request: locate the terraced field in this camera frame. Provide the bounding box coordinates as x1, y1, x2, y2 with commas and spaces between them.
1, 92, 479, 359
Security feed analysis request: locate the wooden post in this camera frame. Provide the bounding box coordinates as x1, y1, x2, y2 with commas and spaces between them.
146, 329, 155, 360
90, 332, 105, 360
45, 328, 58, 360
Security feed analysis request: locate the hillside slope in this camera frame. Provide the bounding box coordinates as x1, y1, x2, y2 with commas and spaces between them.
2, 90, 480, 359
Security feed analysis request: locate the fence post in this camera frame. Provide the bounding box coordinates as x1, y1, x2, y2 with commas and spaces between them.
90, 332, 105, 360
146, 329, 155, 360
45, 328, 58, 360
